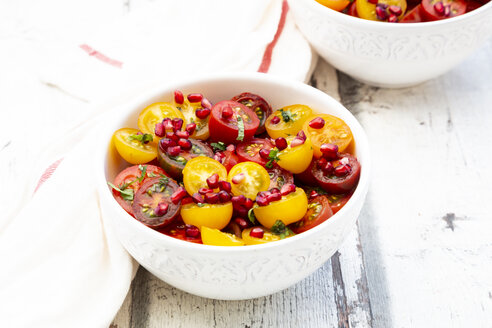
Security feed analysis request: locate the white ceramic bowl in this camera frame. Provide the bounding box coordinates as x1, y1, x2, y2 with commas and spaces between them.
289, 0, 492, 88
97, 72, 370, 300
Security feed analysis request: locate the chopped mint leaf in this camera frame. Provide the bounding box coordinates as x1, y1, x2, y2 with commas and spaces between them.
265, 148, 280, 169
248, 206, 258, 224
138, 165, 147, 183
129, 133, 153, 144
197, 203, 206, 208
236, 116, 245, 141
211, 142, 227, 152
271, 220, 295, 239
279, 109, 294, 123
108, 182, 134, 201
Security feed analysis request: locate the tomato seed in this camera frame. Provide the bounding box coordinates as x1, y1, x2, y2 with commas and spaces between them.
259, 148, 271, 160
234, 217, 250, 229
174, 90, 184, 104
250, 227, 264, 239
320, 143, 339, 160
270, 116, 281, 124
154, 202, 169, 216
201, 98, 212, 109
178, 138, 192, 150
219, 180, 232, 193
185, 225, 200, 237
280, 183, 296, 196
167, 145, 181, 157
187, 93, 203, 103
308, 117, 325, 129
206, 173, 219, 189
232, 173, 245, 184
186, 123, 196, 135
275, 137, 288, 151
222, 106, 233, 119
195, 108, 211, 119
218, 190, 231, 203
290, 137, 305, 148
154, 122, 165, 137
171, 187, 188, 204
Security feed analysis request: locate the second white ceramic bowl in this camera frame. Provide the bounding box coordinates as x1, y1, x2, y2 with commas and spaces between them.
97, 72, 370, 300
289, 0, 492, 88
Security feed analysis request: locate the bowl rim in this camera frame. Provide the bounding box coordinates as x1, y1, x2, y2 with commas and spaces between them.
97, 72, 371, 254
293, 0, 492, 29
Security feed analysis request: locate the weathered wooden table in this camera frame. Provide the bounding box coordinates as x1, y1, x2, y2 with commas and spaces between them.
1, 1, 491, 327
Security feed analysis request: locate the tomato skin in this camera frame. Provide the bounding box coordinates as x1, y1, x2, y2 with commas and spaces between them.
181, 202, 233, 230
346, 1, 359, 16
313, 153, 361, 194
267, 166, 294, 190
316, 0, 351, 11
132, 177, 181, 228
138, 102, 184, 137
290, 196, 333, 234
400, 4, 425, 22
113, 128, 158, 164
421, 0, 466, 20
157, 139, 213, 179
111, 165, 167, 216
236, 138, 274, 166
231, 93, 272, 135
209, 100, 260, 144
157, 220, 203, 244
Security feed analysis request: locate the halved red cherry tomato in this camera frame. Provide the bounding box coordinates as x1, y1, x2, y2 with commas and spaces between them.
316, 0, 351, 11
295, 159, 318, 186
400, 4, 425, 22
327, 193, 352, 214
113, 128, 158, 164
132, 176, 181, 228
313, 153, 361, 194
356, 0, 407, 22
421, 0, 466, 20
465, 0, 483, 11
236, 138, 274, 166
157, 219, 203, 244
110, 164, 167, 216
157, 139, 213, 179
222, 150, 240, 172
209, 100, 260, 144
267, 166, 294, 190
138, 102, 184, 137
346, 1, 359, 16
231, 92, 272, 135
228, 162, 270, 200
290, 196, 333, 234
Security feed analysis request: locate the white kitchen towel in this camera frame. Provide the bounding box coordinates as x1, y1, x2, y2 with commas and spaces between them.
0, 0, 316, 327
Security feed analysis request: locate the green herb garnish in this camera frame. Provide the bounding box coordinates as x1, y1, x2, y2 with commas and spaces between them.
129, 133, 153, 144
138, 165, 148, 182
248, 206, 258, 225
265, 148, 280, 169
107, 182, 134, 201
237, 116, 245, 141
211, 141, 227, 152
197, 203, 206, 208
279, 109, 294, 123
271, 220, 295, 239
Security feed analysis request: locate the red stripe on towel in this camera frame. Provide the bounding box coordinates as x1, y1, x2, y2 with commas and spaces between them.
33, 158, 64, 194
79, 44, 123, 68
257, 0, 289, 73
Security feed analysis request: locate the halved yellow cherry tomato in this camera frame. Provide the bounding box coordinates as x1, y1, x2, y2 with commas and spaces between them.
113, 128, 157, 164
356, 0, 407, 21
303, 114, 353, 158
241, 227, 281, 245
228, 162, 270, 200
175, 98, 210, 140
201, 226, 245, 246
316, 0, 350, 11
183, 157, 227, 195
181, 202, 233, 230
265, 104, 313, 139
277, 136, 314, 174
138, 102, 184, 136
253, 187, 308, 229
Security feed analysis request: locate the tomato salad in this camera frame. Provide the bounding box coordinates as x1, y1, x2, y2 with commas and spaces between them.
316, 0, 489, 23
108, 90, 361, 246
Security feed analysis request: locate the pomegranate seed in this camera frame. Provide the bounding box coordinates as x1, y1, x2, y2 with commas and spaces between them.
309, 190, 319, 199
167, 146, 181, 157
368, 0, 377, 3
244, 198, 254, 210
309, 117, 325, 129
159, 138, 176, 151
199, 187, 214, 195
378, 3, 388, 9
171, 118, 183, 132
334, 164, 352, 177
234, 217, 249, 229
318, 157, 328, 167
232, 195, 246, 206
195, 108, 211, 119
185, 123, 196, 135
322, 161, 334, 175
232, 173, 245, 184
177, 138, 191, 150
388, 14, 398, 22
375, 6, 387, 20
187, 93, 203, 103
185, 225, 200, 237
235, 206, 248, 218
267, 192, 282, 202
258, 191, 270, 198
154, 122, 165, 137
171, 187, 188, 204
205, 192, 219, 204
206, 173, 219, 189
388, 5, 402, 15
290, 137, 305, 148
226, 144, 236, 152
175, 130, 190, 139
297, 130, 306, 141
214, 152, 225, 163
136, 131, 143, 136
280, 183, 296, 196
320, 143, 339, 160
181, 196, 194, 205
270, 188, 280, 194
222, 106, 233, 119
219, 180, 232, 193
434, 1, 444, 14
256, 195, 269, 207
339, 157, 350, 165
250, 227, 264, 239
174, 90, 184, 104
166, 131, 179, 141
270, 116, 281, 124
444, 4, 450, 16
154, 202, 169, 216
218, 190, 231, 203
259, 148, 271, 159
275, 137, 288, 150
192, 192, 204, 204
201, 98, 212, 109
163, 118, 174, 131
